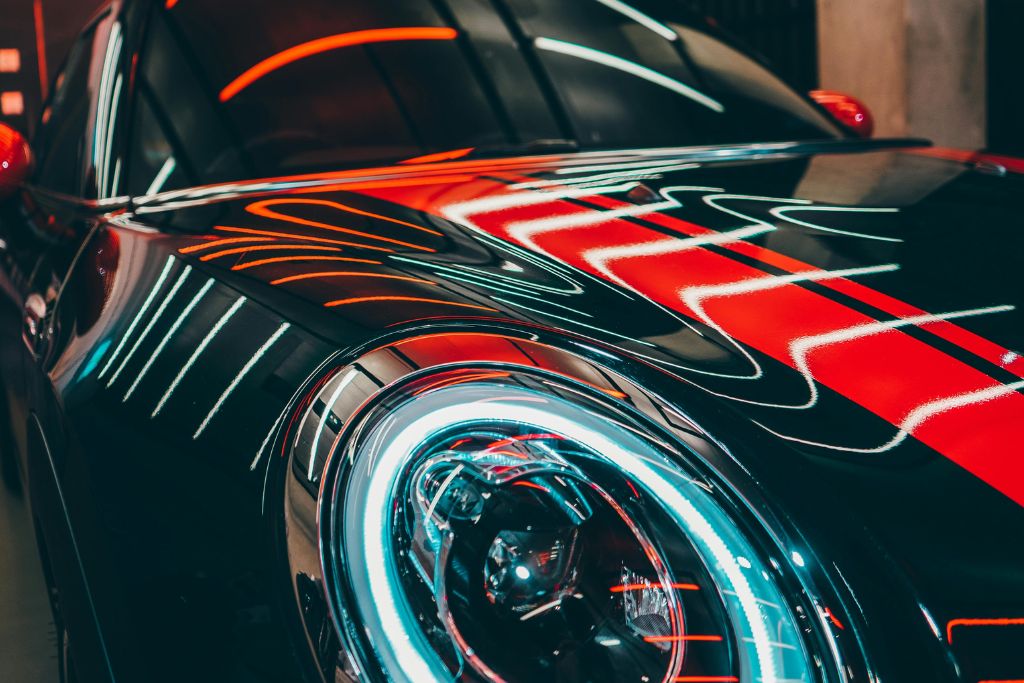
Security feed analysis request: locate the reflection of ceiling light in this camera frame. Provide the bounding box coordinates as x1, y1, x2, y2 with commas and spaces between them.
534, 37, 724, 113
220, 27, 457, 101
1, 91, 24, 116
593, 0, 677, 42
0, 49, 20, 73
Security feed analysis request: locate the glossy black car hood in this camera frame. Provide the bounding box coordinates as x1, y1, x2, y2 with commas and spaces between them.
117, 143, 1024, 672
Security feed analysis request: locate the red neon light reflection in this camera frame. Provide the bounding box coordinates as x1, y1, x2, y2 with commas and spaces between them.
946, 617, 1024, 644
412, 371, 511, 396
220, 27, 458, 101
247, 197, 441, 236
486, 450, 531, 460
487, 433, 564, 449
323, 295, 496, 311
178, 236, 274, 253
553, 376, 628, 399
212, 225, 393, 252
269, 271, 434, 286
244, 198, 438, 251
643, 634, 723, 643
199, 244, 343, 261
231, 255, 380, 271
512, 481, 551, 492
401, 147, 475, 164
822, 606, 845, 630
610, 583, 700, 593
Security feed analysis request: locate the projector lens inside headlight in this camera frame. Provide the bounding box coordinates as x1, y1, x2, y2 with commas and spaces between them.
321, 375, 824, 683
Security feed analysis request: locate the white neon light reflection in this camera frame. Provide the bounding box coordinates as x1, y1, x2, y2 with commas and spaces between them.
306, 369, 358, 480
534, 37, 724, 113
784, 304, 1014, 410
251, 411, 285, 471
101, 73, 123, 197
555, 158, 703, 174
194, 322, 290, 439
356, 401, 784, 683
107, 264, 193, 386
152, 296, 246, 417
440, 182, 913, 398
769, 205, 903, 243
123, 277, 215, 401
98, 255, 175, 379
511, 162, 699, 190
677, 264, 900, 392
593, 0, 677, 41
758, 378, 1024, 454
93, 21, 122, 197
110, 158, 122, 197
442, 181, 640, 221
145, 156, 177, 196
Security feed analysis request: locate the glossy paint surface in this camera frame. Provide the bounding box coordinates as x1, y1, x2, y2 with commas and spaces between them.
4, 141, 1024, 683
13, 141, 1004, 680
0, 1, 1021, 682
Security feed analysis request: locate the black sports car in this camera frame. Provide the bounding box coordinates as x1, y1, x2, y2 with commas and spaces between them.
1, 1, 1022, 682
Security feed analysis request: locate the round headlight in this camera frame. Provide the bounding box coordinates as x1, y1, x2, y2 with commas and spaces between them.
318, 370, 832, 683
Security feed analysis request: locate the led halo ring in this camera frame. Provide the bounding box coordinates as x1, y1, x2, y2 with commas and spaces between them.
315, 366, 841, 683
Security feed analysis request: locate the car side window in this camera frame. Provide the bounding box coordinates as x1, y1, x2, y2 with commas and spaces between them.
33, 24, 98, 196
126, 81, 191, 197
33, 6, 127, 200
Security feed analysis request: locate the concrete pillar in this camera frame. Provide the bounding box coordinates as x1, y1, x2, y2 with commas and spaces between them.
817, 0, 986, 149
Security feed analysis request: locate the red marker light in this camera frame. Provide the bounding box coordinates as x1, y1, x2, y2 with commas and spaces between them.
0, 123, 31, 197
809, 90, 874, 138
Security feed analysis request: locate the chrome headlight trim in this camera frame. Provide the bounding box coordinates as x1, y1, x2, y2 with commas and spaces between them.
277, 328, 868, 683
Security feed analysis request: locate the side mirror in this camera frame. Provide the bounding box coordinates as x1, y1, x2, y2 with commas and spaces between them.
0, 123, 32, 199
809, 90, 874, 138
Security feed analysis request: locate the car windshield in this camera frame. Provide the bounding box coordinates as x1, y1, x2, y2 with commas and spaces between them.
129, 0, 843, 195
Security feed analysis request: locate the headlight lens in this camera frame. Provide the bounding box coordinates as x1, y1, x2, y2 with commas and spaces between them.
321, 376, 825, 683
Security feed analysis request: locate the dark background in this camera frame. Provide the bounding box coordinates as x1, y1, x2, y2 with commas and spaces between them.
986, 0, 1024, 155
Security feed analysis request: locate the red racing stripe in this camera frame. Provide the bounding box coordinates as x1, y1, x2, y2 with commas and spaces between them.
579, 191, 1024, 378
356, 176, 1024, 506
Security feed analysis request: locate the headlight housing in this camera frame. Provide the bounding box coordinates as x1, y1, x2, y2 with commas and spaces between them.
280, 332, 860, 683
